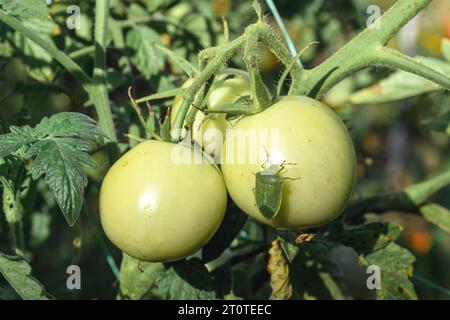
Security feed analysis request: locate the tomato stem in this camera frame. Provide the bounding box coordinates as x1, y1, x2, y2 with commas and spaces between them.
170, 36, 246, 141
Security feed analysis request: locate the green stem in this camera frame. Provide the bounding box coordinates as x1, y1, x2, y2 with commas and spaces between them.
264, 0, 303, 68
293, 0, 447, 98
2, 186, 25, 257
170, 36, 246, 141
69, 46, 95, 60
256, 23, 302, 94
374, 47, 450, 89
91, 0, 117, 142
243, 26, 271, 110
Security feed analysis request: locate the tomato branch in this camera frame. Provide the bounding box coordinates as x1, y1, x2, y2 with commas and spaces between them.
291, 0, 450, 98
90, 0, 117, 143
373, 47, 450, 89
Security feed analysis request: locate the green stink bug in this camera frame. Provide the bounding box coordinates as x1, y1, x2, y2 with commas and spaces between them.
254, 151, 299, 219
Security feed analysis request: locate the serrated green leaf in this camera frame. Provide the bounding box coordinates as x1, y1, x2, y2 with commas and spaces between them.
350, 56, 450, 104
118, 254, 164, 300
0, 253, 50, 300
422, 111, 450, 135
33, 112, 106, 140
149, 259, 216, 300
26, 138, 96, 226
336, 222, 403, 254
420, 203, 450, 234
442, 38, 450, 62
0, 112, 105, 226
0, 126, 35, 157
363, 243, 417, 300
126, 26, 164, 79
0, 0, 48, 20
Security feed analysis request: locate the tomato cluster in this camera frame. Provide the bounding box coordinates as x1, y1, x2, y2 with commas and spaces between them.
99, 75, 356, 262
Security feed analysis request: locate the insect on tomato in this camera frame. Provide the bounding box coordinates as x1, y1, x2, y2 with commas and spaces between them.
254, 152, 299, 219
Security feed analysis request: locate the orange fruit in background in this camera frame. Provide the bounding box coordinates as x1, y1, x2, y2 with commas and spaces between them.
405, 230, 432, 255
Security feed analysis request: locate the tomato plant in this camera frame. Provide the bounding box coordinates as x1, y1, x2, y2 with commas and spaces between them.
0, 0, 449, 302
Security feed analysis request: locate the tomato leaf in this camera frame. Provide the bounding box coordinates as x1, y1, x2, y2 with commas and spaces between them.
0, 0, 48, 20
0, 112, 105, 226
361, 243, 417, 300
126, 25, 164, 79
148, 258, 216, 299
331, 222, 403, 255
349, 56, 450, 104
118, 254, 164, 300
420, 203, 450, 234
0, 253, 50, 300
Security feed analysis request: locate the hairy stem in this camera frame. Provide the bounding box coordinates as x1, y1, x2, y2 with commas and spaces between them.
170, 36, 246, 141
373, 47, 450, 89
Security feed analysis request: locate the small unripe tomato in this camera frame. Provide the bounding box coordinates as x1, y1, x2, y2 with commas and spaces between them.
99, 140, 227, 262
221, 96, 356, 229
0, 82, 24, 117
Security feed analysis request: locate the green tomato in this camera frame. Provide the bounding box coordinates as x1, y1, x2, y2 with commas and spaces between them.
99, 140, 227, 262
0, 82, 24, 117
48, 93, 72, 113
221, 96, 356, 230
170, 75, 251, 156
1, 58, 27, 83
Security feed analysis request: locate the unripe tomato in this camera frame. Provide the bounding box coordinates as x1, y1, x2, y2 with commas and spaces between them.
221, 96, 356, 229
1, 58, 27, 83
170, 75, 251, 156
0, 82, 24, 117
99, 140, 227, 262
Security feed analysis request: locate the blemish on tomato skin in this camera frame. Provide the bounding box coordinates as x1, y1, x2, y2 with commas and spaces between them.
122, 160, 129, 167
397, 286, 404, 294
